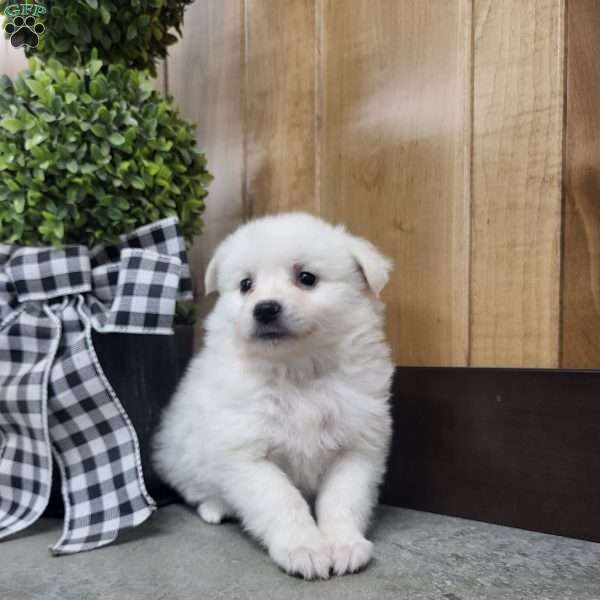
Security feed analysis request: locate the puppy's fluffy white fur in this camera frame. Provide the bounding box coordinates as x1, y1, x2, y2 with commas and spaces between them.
154, 213, 394, 579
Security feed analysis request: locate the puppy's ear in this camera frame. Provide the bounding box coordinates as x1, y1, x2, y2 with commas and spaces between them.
346, 234, 393, 297
204, 249, 220, 295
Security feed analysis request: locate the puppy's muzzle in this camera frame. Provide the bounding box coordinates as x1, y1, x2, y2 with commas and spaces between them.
253, 301, 282, 325
253, 301, 291, 340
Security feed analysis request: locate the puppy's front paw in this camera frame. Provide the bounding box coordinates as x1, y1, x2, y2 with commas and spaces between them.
329, 537, 373, 575
269, 534, 332, 580
197, 497, 230, 524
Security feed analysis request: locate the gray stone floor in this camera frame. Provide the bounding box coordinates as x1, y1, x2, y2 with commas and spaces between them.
1, 504, 599, 600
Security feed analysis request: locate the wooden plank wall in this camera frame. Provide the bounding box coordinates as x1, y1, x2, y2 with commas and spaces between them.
470, 0, 564, 367
167, 0, 566, 367
2, 1, 589, 369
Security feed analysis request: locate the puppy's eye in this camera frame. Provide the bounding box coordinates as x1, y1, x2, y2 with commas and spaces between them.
239, 278, 253, 294
298, 271, 317, 288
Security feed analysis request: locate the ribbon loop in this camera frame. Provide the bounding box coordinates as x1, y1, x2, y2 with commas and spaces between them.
91, 217, 192, 300
89, 249, 182, 335
5, 246, 92, 302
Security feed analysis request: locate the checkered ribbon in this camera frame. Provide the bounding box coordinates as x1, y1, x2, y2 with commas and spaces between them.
0, 218, 192, 554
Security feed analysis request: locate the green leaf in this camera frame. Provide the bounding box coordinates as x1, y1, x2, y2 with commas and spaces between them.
13, 196, 25, 214
144, 161, 160, 176
66, 72, 80, 90
25, 78, 50, 101
65, 92, 77, 104
66, 160, 79, 174
79, 23, 92, 45
108, 206, 122, 220
92, 21, 104, 41
85, 0, 99, 8
88, 60, 103, 77
91, 124, 108, 138
80, 163, 98, 174
66, 187, 78, 203
5, 179, 19, 192
53, 39, 72, 53
25, 132, 47, 150
0, 118, 23, 133
100, 4, 111, 24
27, 190, 42, 204
108, 132, 125, 146
89, 79, 104, 98
90, 143, 103, 162
65, 19, 79, 36
130, 176, 145, 190
21, 113, 37, 131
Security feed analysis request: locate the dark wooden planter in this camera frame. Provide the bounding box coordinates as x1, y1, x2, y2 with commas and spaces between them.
44, 325, 193, 517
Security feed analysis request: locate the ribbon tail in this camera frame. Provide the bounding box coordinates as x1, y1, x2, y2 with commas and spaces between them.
48, 298, 155, 555
0, 305, 58, 540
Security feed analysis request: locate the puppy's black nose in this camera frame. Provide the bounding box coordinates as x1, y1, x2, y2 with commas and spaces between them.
253, 301, 282, 324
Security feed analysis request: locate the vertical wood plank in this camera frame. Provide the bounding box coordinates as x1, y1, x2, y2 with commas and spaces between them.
470, 0, 564, 367
321, 0, 471, 366
562, 0, 600, 367
245, 0, 318, 216
0, 39, 27, 77
168, 0, 245, 334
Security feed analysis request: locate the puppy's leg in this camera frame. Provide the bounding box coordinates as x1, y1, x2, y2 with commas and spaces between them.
197, 496, 233, 524
222, 460, 331, 579
316, 451, 384, 575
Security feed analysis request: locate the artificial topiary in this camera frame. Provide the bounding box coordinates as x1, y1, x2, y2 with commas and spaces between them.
0, 0, 194, 75
0, 54, 211, 248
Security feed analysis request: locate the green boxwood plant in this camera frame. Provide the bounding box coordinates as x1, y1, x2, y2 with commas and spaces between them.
0, 55, 211, 248
0, 0, 194, 75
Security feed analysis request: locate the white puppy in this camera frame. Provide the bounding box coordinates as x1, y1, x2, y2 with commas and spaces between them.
154, 212, 394, 579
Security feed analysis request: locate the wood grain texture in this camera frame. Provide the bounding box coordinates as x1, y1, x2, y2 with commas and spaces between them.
0, 39, 27, 77
167, 0, 245, 338
245, 0, 318, 215
320, 0, 471, 366
470, 0, 564, 367
562, 0, 600, 367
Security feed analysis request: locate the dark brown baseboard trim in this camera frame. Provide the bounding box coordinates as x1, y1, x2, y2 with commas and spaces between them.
381, 367, 600, 543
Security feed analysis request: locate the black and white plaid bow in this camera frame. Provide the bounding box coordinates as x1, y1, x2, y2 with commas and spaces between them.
0, 218, 192, 554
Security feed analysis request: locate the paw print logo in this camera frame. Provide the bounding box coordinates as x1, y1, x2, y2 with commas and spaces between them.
4, 15, 45, 48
